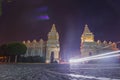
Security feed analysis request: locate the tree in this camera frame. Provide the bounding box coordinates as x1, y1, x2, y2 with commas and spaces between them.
0, 44, 8, 62
7, 42, 27, 63
0, 44, 7, 56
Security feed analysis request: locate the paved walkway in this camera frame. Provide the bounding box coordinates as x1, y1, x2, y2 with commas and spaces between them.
0, 64, 120, 80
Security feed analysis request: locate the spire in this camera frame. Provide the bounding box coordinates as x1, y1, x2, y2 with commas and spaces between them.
27, 40, 31, 43
32, 39, 37, 43
39, 38, 44, 43
83, 24, 91, 34
48, 24, 59, 40
51, 24, 56, 32
22, 41, 26, 44
81, 24, 94, 43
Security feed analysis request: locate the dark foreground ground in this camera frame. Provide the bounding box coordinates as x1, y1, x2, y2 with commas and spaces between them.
0, 63, 120, 80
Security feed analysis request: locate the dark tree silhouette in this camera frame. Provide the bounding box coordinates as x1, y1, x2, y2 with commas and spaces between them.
7, 42, 27, 63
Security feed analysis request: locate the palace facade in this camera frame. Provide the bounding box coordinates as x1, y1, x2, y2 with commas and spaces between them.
22, 24, 119, 63
80, 24, 119, 57
22, 24, 60, 63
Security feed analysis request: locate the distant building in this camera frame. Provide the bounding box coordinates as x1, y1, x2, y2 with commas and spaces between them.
22, 24, 60, 63
80, 24, 119, 57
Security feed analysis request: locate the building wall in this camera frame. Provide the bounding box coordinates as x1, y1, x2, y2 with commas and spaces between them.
22, 24, 60, 63
46, 24, 60, 63
22, 39, 46, 57
80, 25, 119, 58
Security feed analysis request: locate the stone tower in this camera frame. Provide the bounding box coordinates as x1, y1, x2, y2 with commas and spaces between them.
81, 24, 94, 43
80, 24, 119, 58
46, 24, 60, 63
80, 24, 95, 57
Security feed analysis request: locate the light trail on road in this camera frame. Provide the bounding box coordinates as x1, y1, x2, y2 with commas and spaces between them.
69, 50, 120, 63
46, 68, 120, 80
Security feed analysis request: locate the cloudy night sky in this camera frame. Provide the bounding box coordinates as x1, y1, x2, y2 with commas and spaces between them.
0, 0, 120, 58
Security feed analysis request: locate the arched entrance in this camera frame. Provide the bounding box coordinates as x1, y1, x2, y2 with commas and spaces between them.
89, 52, 92, 56
50, 51, 54, 63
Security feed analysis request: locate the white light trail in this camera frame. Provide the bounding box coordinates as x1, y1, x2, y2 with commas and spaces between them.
87, 54, 120, 61
69, 50, 120, 63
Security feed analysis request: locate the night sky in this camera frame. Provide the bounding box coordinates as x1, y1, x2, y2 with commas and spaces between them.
0, 0, 120, 59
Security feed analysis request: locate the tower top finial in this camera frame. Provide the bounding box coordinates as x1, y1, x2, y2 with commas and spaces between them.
85, 24, 88, 27
51, 24, 56, 32
83, 24, 91, 33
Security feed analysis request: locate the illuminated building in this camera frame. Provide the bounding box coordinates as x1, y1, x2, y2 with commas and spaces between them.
80, 24, 119, 57
22, 24, 60, 63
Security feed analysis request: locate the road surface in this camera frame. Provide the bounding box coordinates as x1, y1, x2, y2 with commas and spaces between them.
0, 63, 120, 80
